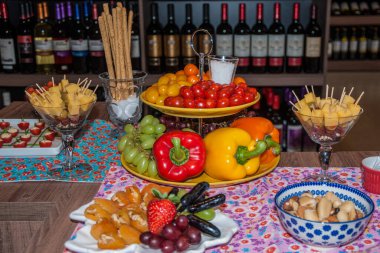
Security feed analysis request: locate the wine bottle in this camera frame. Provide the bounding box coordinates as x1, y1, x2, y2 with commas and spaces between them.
0, 2, 17, 73
131, 3, 141, 70
304, 4, 322, 73
371, 1, 380, 14
341, 27, 349, 60
251, 3, 268, 73
89, 3, 106, 74
83, 1, 92, 34
266, 90, 274, 119
349, 27, 358, 59
350, 1, 361, 15
42, 2, 51, 24
360, 1, 370, 15
341, 1, 351, 15
331, 1, 341, 16
332, 27, 341, 60
286, 3, 304, 73
53, 3, 71, 74
286, 97, 302, 152
181, 4, 197, 66
66, 1, 74, 27
17, 3, 35, 73
268, 2, 285, 73
234, 3, 250, 73
358, 26, 368, 59
216, 3, 233, 56
34, 3, 54, 74
328, 30, 333, 59
271, 94, 283, 146
147, 3, 163, 74
25, 2, 35, 28
163, 4, 180, 73
199, 4, 215, 57
71, 3, 89, 74
369, 26, 379, 59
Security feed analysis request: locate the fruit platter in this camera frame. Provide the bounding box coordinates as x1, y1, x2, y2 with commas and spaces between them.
65, 182, 239, 252
0, 118, 60, 157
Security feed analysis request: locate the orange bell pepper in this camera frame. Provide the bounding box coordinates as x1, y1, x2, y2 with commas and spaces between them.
230, 117, 281, 165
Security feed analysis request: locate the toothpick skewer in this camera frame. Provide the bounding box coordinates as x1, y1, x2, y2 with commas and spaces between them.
355, 91, 364, 105
305, 85, 310, 94
289, 101, 300, 111
77, 78, 81, 85
331, 87, 334, 100
311, 85, 315, 95
79, 78, 88, 86
348, 87, 354, 96
291, 90, 302, 108
52, 77, 55, 86
63, 74, 66, 80
92, 85, 99, 96
325, 84, 329, 99
82, 80, 92, 94
339, 91, 346, 105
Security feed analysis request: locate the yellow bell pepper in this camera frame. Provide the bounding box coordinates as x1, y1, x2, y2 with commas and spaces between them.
203, 127, 267, 181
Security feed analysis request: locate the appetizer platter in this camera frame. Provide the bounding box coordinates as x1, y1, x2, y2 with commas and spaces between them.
65, 182, 239, 252
0, 119, 61, 157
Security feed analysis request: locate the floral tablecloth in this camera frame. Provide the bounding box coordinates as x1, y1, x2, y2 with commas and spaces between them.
0, 120, 120, 182
66, 166, 380, 253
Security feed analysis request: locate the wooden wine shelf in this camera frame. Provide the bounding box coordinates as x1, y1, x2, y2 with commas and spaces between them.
330, 15, 380, 26
328, 60, 380, 71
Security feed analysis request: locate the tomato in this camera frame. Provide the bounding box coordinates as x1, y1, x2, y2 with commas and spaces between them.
194, 98, 206, 108
187, 75, 200, 84
237, 82, 248, 89
26, 87, 35, 94
244, 92, 255, 103
30, 127, 42, 135
209, 83, 222, 92
47, 81, 54, 88
176, 70, 185, 75
180, 86, 194, 99
204, 89, 218, 100
233, 87, 245, 97
39, 140, 52, 148
17, 120, 29, 130
229, 94, 244, 106
199, 80, 211, 90
35, 121, 45, 129
184, 63, 199, 76
145, 87, 160, 103
165, 96, 183, 108
205, 99, 217, 108
20, 134, 32, 142
247, 87, 257, 96
167, 84, 180, 97
8, 128, 19, 137
0, 120, 10, 129
44, 131, 55, 141
183, 98, 195, 108
217, 98, 230, 108
14, 140, 27, 148
218, 87, 232, 99
233, 76, 246, 85
1, 133, 12, 143
191, 84, 205, 98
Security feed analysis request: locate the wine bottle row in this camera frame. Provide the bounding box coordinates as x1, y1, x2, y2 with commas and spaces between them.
0, 1, 141, 74
328, 26, 380, 60
147, 2, 323, 74
331, 0, 380, 15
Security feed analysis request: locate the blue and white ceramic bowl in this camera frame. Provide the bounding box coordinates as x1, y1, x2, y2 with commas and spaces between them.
275, 182, 374, 247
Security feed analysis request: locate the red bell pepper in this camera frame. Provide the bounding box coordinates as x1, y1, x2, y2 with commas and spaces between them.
153, 130, 206, 182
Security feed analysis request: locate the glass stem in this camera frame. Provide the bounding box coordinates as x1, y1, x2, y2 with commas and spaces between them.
319, 145, 332, 181
62, 134, 75, 169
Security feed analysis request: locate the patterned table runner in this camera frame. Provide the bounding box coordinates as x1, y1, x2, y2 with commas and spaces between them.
66, 166, 380, 253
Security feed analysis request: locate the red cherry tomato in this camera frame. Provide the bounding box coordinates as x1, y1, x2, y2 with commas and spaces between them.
204, 89, 218, 100
194, 98, 206, 108
209, 83, 222, 92
218, 88, 232, 99
26, 87, 35, 95
17, 120, 30, 130
13, 140, 27, 148
47, 81, 54, 88
0, 120, 10, 129
229, 94, 244, 106
44, 131, 56, 141
199, 80, 211, 90
39, 140, 53, 148
205, 99, 217, 108
233, 87, 246, 97
244, 92, 255, 103
1, 133, 12, 143
192, 84, 205, 98
183, 98, 195, 108
247, 87, 258, 96
34, 121, 45, 129
217, 98, 230, 108
20, 134, 32, 142
30, 127, 42, 136
171, 96, 184, 108
179, 86, 194, 99
237, 82, 248, 89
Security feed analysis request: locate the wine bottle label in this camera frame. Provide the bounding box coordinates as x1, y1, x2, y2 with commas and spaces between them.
286, 125, 303, 152
0, 39, 17, 66
181, 34, 195, 57
131, 35, 140, 58
164, 35, 180, 57
216, 34, 233, 56
34, 37, 54, 65
199, 34, 212, 54
359, 38, 367, 53
165, 57, 179, 67
71, 39, 89, 57
17, 36, 34, 63
341, 38, 349, 52
251, 34, 268, 57
360, 2, 369, 10
328, 42, 332, 57
148, 35, 162, 57
234, 35, 250, 57
287, 57, 302, 67
269, 57, 283, 66
268, 34, 285, 57
306, 37, 321, 57
341, 2, 350, 11
148, 57, 161, 66
331, 2, 340, 11
89, 40, 104, 51
286, 34, 304, 57
349, 40, 358, 52
370, 40, 379, 53
350, 3, 359, 11
183, 57, 197, 65
333, 40, 341, 52
371, 2, 380, 10
252, 57, 267, 67
53, 39, 70, 51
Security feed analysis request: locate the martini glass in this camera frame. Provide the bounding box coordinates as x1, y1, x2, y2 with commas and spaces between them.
293, 107, 363, 182
26, 87, 97, 180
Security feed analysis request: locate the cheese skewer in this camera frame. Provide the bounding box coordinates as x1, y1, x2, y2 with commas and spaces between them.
289, 101, 301, 111
355, 91, 364, 105
325, 84, 329, 99
311, 85, 315, 96
77, 78, 81, 85
92, 85, 99, 96
339, 91, 346, 105
305, 85, 310, 94
348, 87, 354, 96
82, 80, 92, 94
79, 78, 88, 86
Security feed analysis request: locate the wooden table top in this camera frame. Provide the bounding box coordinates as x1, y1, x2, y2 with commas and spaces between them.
0, 101, 378, 253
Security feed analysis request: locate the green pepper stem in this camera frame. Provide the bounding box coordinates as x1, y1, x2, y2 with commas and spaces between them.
264, 135, 281, 156
170, 137, 190, 166
235, 140, 267, 165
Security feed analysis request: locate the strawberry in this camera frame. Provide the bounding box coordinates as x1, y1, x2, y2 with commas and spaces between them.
8, 127, 19, 137
0, 120, 10, 129
147, 199, 177, 235
17, 119, 29, 130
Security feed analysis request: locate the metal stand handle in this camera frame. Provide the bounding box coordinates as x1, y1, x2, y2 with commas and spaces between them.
190, 29, 214, 81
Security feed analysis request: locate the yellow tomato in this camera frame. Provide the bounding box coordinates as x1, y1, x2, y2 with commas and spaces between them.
176, 70, 185, 75
145, 87, 159, 103
177, 81, 192, 87
158, 84, 168, 96
158, 76, 169, 86
152, 83, 158, 87
156, 95, 167, 106
176, 74, 187, 81
165, 73, 177, 81
167, 84, 180, 96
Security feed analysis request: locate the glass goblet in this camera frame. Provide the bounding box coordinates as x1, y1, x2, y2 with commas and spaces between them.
293, 107, 363, 183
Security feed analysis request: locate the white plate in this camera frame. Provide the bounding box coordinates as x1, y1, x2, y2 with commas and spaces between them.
66, 202, 239, 253
0, 119, 62, 158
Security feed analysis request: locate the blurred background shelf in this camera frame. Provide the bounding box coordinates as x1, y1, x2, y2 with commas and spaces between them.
330, 15, 380, 26
328, 60, 380, 71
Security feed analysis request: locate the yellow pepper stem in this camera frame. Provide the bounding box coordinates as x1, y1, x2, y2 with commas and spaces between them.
235, 140, 267, 165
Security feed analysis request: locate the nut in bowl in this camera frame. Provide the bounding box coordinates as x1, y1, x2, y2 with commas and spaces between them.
275, 182, 374, 248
